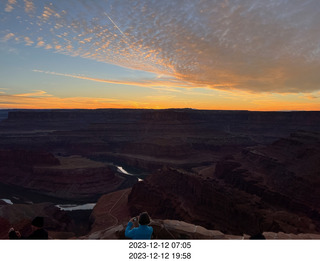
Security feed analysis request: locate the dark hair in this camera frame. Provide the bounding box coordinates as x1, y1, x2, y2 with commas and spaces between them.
31, 216, 44, 228
9, 230, 19, 239
139, 212, 150, 225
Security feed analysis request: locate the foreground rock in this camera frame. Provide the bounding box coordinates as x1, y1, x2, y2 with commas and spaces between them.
86, 190, 320, 239
0, 202, 75, 239
89, 188, 132, 234
86, 217, 320, 240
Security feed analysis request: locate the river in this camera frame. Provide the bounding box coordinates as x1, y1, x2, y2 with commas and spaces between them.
56, 164, 141, 211
1, 164, 140, 212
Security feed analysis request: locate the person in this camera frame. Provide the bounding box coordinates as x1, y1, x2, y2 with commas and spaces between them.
8, 228, 21, 239
125, 212, 153, 239
27, 216, 49, 239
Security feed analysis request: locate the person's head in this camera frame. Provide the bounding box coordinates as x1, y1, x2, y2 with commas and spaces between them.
138, 212, 150, 225
31, 216, 44, 229
8, 230, 19, 239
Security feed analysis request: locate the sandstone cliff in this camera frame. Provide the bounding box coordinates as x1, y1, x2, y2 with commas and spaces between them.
127, 132, 320, 236
86, 189, 320, 239
2, 109, 320, 173
0, 202, 75, 239
1, 110, 320, 239
0, 151, 125, 201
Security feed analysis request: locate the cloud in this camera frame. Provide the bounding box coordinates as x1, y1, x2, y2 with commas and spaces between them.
2, 32, 15, 41
24, 36, 34, 46
304, 92, 320, 100
44, 44, 53, 49
5, 0, 16, 12
36, 41, 45, 47
23, 0, 34, 13
32, 69, 194, 89
14, 90, 52, 97
0, 90, 145, 109
2, 0, 320, 93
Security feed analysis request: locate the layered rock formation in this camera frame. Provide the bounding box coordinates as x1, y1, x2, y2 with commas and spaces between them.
89, 188, 132, 234
0, 109, 320, 239
86, 219, 320, 240
127, 131, 320, 236
0, 202, 75, 239
214, 131, 320, 227
1, 109, 320, 173
87, 189, 320, 239
0, 151, 126, 201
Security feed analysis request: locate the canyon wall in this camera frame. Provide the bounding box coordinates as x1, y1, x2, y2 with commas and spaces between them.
0, 151, 126, 201
127, 131, 320, 236
0, 109, 320, 238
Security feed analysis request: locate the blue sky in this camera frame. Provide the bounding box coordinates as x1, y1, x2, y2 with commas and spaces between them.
1, 0, 320, 110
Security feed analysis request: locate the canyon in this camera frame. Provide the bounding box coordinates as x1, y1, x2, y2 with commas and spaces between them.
0, 109, 319, 239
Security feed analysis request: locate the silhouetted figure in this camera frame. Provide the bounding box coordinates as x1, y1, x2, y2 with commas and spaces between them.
8, 228, 21, 239
249, 233, 266, 239
27, 216, 48, 239
125, 212, 153, 239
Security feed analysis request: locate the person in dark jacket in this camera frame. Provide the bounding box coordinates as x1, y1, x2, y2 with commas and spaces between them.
125, 212, 153, 239
8, 228, 21, 239
27, 216, 48, 239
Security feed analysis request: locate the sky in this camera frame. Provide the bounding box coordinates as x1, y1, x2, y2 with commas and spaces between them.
1, 0, 320, 111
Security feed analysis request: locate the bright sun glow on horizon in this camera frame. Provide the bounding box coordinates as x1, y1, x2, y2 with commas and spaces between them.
1, 0, 320, 111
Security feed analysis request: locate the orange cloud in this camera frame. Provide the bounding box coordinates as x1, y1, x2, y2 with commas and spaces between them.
2, 33, 15, 41
14, 90, 52, 97
2, 1, 320, 96
23, 0, 34, 13
0, 91, 147, 109
1, 88, 320, 111
5, 0, 16, 12
24, 36, 34, 46
32, 69, 194, 89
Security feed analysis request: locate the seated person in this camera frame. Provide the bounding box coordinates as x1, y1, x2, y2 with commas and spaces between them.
8, 228, 21, 239
125, 212, 153, 239
27, 216, 48, 239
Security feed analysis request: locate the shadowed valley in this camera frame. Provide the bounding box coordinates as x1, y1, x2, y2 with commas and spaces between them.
0, 109, 319, 239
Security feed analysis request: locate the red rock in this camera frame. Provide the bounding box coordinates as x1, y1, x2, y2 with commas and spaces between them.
0, 152, 125, 200
0, 202, 74, 239
89, 188, 132, 233
0, 217, 11, 239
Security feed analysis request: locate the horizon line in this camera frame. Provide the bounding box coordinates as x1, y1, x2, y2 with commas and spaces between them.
0, 108, 319, 113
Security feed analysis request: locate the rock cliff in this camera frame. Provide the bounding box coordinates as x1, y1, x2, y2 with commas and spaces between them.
1, 110, 320, 239
127, 131, 320, 236
0, 202, 75, 239
1, 109, 320, 173
0, 151, 125, 201
86, 189, 320, 239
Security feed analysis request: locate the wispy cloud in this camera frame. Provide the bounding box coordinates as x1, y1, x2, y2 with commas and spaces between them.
304, 92, 320, 100
23, 0, 34, 13
24, 36, 34, 46
32, 69, 194, 89
2, 33, 15, 42
0, 90, 147, 109
5, 0, 16, 12
14, 90, 52, 97
2, 0, 320, 94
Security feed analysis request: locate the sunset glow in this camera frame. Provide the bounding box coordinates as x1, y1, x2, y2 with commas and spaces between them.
1, 0, 320, 110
